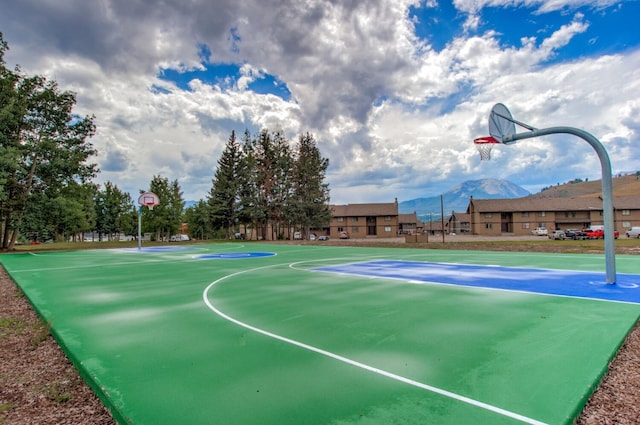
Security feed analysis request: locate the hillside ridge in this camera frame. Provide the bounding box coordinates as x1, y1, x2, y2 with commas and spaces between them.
527, 174, 640, 199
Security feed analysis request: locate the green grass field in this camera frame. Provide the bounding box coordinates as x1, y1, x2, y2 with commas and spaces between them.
2, 243, 640, 425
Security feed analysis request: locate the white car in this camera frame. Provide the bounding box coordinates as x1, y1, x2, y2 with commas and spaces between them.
626, 227, 640, 238
531, 227, 548, 236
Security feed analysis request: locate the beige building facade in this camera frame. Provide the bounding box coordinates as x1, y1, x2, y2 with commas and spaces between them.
468, 195, 640, 236
328, 201, 400, 239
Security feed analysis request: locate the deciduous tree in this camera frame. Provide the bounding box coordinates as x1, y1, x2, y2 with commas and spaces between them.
143, 176, 184, 240
0, 33, 97, 250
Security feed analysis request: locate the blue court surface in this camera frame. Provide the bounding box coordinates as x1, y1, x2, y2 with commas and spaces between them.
314, 260, 640, 304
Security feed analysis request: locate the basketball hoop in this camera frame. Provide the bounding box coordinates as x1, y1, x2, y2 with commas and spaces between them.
138, 191, 160, 210
474, 136, 500, 161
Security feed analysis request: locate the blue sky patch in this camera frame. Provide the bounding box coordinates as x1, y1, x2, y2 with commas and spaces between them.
410, 1, 464, 51
410, 2, 640, 64
158, 61, 292, 101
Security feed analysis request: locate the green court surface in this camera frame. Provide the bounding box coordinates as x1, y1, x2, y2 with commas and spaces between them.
2, 244, 640, 425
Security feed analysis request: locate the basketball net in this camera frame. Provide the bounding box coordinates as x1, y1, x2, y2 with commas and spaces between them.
474, 136, 499, 161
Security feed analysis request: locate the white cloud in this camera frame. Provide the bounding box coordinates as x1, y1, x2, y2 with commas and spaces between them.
1, 0, 638, 204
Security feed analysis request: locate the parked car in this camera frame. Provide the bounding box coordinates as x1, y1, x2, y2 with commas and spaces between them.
309, 233, 317, 241
626, 227, 640, 238
583, 228, 619, 239
339, 231, 349, 239
293, 231, 302, 240
584, 228, 602, 239
318, 235, 329, 241
548, 230, 565, 240
564, 229, 587, 240
531, 227, 548, 236
170, 234, 190, 241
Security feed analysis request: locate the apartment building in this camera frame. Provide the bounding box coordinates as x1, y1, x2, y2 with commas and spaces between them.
329, 200, 399, 239
468, 195, 640, 236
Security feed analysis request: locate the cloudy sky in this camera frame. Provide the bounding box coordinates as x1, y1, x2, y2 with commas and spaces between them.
2, 0, 639, 204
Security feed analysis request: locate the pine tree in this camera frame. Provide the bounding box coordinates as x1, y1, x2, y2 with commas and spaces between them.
291, 133, 331, 236
208, 130, 243, 239
236, 129, 258, 239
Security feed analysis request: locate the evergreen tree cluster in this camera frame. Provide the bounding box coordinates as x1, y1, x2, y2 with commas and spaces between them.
203, 129, 331, 241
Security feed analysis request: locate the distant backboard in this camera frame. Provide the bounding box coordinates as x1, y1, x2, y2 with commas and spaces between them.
489, 103, 516, 143
138, 192, 160, 210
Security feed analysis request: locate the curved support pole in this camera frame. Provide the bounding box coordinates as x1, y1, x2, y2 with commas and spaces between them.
137, 206, 142, 250
503, 127, 616, 283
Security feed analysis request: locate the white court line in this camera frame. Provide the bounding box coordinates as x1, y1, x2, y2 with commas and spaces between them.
202, 261, 549, 425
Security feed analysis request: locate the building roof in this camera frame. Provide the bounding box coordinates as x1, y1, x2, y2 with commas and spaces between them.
331, 202, 398, 216
469, 197, 609, 213
450, 212, 471, 222
470, 195, 640, 212
614, 195, 640, 209
398, 213, 418, 223
424, 220, 445, 231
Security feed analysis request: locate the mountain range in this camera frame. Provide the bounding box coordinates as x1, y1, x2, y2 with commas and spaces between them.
399, 179, 530, 221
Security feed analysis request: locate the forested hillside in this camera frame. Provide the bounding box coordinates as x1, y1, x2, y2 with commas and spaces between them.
529, 173, 640, 198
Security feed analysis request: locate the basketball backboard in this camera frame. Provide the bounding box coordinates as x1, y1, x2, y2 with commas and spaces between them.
138, 192, 160, 210
489, 103, 516, 143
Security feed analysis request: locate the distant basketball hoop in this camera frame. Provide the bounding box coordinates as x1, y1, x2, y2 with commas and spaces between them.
137, 192, 160, 250
138, 191, 160, 210
474, 136, 500, 161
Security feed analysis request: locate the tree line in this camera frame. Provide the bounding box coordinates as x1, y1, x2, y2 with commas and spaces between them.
0, 33, 330, 249
201, 129, 331, 241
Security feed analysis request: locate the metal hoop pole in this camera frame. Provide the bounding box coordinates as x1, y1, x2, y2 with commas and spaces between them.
504, 127, 616, 284
137, 206, 142, 250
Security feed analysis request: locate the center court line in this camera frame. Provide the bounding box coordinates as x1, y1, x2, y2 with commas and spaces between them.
202, 261, 549, 425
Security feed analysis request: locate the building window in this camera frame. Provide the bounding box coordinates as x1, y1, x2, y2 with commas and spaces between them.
537, 211, 546, 217
384, 226, 391, 232
485, 223, 493, 229
384, 216, 391, 221
484, 212, 492, 218
351, 217, 359, 222
522, 223, 530, 229
338, 227, 345, 232
622, 221, 631, 228
622, 209, 630, 216
351, 226, 359, 233
522, 212, 529, 217
337, 217, 344, 222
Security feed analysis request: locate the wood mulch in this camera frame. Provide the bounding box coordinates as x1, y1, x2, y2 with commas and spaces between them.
0, 267, 115, 425
1, 257, 638, 424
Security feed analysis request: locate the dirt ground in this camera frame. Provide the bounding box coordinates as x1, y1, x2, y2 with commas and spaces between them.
1, 239, 639, 424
